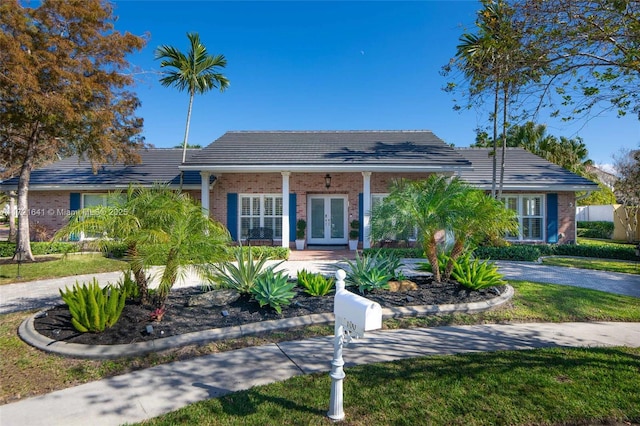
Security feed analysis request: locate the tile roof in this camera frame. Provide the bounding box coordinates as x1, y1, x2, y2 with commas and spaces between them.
456, 147, 599, 190
183, 130, 472, 172
0, 149, 202, 190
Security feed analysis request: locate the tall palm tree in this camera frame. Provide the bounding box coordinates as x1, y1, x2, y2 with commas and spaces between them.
155, 33, 229, 163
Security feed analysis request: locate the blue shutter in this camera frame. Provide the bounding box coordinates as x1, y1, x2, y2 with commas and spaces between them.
70, 193, 81, 211
546, 193, 558, 243
227, 193, 238, 241
289, 193, 297, 242
358, 193, 363, 242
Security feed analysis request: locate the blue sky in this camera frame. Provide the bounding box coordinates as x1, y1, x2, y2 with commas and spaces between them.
112, 0, 639, 168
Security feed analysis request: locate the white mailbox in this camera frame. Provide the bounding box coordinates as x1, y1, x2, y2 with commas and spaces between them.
334, 289, 382, 338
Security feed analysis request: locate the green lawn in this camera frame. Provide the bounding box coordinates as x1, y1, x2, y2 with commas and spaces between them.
132, 346, 640, 426
577, 237, 635, 248
542, 256, 640, 274
0, 253, 127, 285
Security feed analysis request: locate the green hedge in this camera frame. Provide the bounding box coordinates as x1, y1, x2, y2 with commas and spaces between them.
576, 221, 614, 239
0, 241, 80, 257
474, 243, 637, 261
364, 242, 637, 262
363, 247, 423, 258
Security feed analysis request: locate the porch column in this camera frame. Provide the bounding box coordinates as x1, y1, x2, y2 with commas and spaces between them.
200, 171, 210, 217
281, 172, 290, 248
362, 172, 372, 249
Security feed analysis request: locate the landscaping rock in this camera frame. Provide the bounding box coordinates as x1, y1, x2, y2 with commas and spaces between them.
186, 289, 240, 307
387, 280, 418, 292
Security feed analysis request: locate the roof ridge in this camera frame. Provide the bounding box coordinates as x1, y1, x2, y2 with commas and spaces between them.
225, 130, 434, 134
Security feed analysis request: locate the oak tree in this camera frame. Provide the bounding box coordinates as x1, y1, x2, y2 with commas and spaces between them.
0, 0, 146, 260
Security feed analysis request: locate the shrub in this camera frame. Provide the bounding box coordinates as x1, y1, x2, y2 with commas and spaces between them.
577, 221, 614, 239
473, 245, 542, 261
416, 251, 450, 273
451, 255, 506, 290
552, 243, 638, 261
59, 278, 127, 333
363, 247, 423, 259
0, 241, 80, 257
117, 269, 140, 301
297, 269, 335, 296
209, 246, 282, 294
251, 270, 296, 314
343, 251, 393, 293
244, 246, 289, 261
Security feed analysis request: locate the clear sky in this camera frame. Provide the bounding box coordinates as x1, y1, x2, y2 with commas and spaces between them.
112, 0, 640, 168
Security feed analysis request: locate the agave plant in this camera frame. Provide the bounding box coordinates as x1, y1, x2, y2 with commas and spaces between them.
451, 255, 506, 290
251, 270, 296, 314
297, 269, 335, 296
208, 246, 282, 294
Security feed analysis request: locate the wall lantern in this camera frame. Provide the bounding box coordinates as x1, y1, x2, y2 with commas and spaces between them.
325, 174, 332, 189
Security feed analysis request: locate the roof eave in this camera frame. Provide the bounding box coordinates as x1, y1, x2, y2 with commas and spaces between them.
466, 183, 600, 191
3, 184, 201, 191
180, 164, 473, 173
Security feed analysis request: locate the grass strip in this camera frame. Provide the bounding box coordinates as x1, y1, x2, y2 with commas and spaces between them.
0, 254, 127, 285
542, 256, 640, 275
133, 346, 640, 426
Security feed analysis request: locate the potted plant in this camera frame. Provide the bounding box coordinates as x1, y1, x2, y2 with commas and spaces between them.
295, 219, 306, 250
349, 219, 359, 250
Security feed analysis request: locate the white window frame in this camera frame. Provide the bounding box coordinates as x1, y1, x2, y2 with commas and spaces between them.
501, 194, 545, 242
238, 194, 283, 240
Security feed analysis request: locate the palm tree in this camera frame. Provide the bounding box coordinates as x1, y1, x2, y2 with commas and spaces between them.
155, 33, 229, 163
370, 175, 470, 282
55, 185, 230, 307
443, 190, 518, 280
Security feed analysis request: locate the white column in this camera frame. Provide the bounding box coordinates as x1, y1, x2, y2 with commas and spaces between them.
362, 172, 371, 249
200, 171, 210, 217
281, 172, 290, 248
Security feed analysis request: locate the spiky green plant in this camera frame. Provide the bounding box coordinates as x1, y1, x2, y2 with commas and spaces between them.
59, 278, 126, 333
343, 251, 393, 294
451, 255, 506, 290
209, 247, 282, 294
297, 269, 335, 296
251, 270, 296, 314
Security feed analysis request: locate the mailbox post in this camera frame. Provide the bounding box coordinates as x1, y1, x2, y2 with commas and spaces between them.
328, 269, 382, 421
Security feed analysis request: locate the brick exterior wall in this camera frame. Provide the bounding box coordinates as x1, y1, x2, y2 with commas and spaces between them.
24, 175, 577, 245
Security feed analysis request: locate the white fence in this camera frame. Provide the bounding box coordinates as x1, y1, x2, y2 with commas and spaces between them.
575, 205, 614, 222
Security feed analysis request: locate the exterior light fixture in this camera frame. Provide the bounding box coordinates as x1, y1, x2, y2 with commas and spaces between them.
325, 174, 332, 188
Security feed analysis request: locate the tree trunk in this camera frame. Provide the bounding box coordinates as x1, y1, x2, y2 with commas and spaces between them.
8, 191, 17, 242
443, 238, 466, 281
127, 242, 149, 305
425, 235, 441, 282
15, 162, 34, 261
181, 92, 195, 164
498, 81, 509, 198
491, 81, 499, 198
157, 247, 179, 307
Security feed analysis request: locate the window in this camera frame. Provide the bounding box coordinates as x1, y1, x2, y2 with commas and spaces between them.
501, 195, 544, 241
82, 193, 125, 208
239, 195, 283, 239
371, 193, 417, 241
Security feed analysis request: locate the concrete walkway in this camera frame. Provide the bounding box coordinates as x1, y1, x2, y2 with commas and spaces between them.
2, 259, 639, 314
1, 321, 639, 426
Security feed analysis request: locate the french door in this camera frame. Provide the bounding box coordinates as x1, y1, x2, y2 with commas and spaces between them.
307, 195, 348, 245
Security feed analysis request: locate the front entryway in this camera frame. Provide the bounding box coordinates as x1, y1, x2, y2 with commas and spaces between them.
307, 195, 348, 245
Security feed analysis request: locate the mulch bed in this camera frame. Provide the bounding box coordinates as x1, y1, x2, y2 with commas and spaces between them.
33, 276, 505, 346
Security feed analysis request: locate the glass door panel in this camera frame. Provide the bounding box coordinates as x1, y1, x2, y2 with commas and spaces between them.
311, 198, 325, 239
